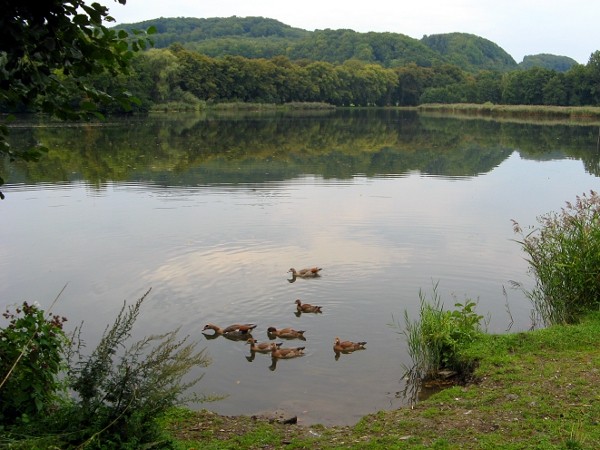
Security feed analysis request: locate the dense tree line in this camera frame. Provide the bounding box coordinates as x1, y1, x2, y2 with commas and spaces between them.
80, 46, 600, 111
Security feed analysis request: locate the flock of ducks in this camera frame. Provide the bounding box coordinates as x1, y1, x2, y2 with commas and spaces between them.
202, 266, 367, 366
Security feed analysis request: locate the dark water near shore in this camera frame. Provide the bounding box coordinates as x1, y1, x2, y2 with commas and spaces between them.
1, 109, 598, 425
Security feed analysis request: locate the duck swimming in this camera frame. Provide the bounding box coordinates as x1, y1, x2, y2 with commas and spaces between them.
288, 267, 322, 278
294, 299, 323, 313
202, 323, 257, 336
267, 326, 306, 340
333, 337, 367, 354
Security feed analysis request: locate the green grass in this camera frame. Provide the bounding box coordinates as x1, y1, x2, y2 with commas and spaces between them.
162, 312, 600, 449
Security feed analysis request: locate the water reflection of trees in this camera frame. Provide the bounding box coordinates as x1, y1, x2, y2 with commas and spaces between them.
5, 110, 599, 186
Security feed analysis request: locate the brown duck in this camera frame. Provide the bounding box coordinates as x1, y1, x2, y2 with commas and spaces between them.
267, 326, 306, 340
295, 299, 323, 313
202, 323, 257, 336
247, 338, 282, 353
333, 337, 367, 354
288, 267, 322, 278
270, 342, 305, 359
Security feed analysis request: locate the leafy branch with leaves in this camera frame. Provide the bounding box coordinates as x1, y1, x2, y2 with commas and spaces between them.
0, 0, 155, 195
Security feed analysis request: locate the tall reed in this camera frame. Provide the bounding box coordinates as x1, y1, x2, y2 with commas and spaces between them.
512, 190, 600, 325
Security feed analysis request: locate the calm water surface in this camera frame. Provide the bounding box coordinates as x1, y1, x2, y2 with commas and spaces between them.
1, 110, 599, 425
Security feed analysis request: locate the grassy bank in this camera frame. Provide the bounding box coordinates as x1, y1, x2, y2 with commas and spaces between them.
418, 103, 600, 123
149, 101, 336, 113
163, 312, 600, 449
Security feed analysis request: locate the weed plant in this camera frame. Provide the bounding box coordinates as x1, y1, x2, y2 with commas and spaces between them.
512, 190, 600, 325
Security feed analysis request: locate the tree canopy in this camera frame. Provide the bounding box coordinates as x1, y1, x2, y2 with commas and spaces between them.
0, 0, 154, 194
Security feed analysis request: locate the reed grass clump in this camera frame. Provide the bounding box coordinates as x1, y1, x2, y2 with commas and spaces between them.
400, 283, 484, 381
512, 190, 600, 326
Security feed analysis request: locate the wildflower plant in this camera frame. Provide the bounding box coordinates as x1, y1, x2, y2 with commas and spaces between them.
0, 301, 69, 424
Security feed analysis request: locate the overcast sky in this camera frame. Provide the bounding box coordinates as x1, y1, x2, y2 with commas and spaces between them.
100, 0, 600, 64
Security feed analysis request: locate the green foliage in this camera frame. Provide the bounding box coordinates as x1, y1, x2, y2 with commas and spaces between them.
399, 282, 484, 380
0, 302, 69, 424
1, 289, 213, 448
512, 190, 600, 326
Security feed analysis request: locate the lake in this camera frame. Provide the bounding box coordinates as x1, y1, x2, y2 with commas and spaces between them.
1, 109, 599, 425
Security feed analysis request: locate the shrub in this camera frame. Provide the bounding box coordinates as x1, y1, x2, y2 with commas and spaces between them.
512, 190, 600, 325
0, 301, 69, 425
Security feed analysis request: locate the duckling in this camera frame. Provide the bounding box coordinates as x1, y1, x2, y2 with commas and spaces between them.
267, 326, 306, 340
270, 342, 305, 359
333, 337, 367, 354
294, 299, 323, 314
202, 323, 257, 336
288, 267, 322, 278
247, 338, 282, 353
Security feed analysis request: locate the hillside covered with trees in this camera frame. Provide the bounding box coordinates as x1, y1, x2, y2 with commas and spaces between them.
116, 16, 578, 73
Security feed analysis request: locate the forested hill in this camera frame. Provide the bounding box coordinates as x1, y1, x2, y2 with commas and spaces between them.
421, 32, 517, 72
519, 54, 578, 71
114, 16, 525, 72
